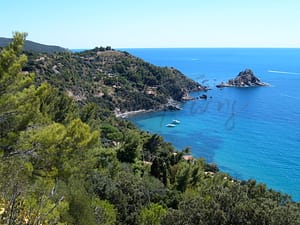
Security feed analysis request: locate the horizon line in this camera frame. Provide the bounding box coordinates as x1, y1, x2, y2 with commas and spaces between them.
71, 46, 300, 50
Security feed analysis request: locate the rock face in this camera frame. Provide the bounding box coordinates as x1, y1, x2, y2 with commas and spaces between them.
163, 98, 182, 111
216, 69, 268, 88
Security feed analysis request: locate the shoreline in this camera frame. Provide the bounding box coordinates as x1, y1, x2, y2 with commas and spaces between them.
115, 109, 154, 118
115, 101, 185, 119
115, 92, 208, 119
115, 98, 183, 119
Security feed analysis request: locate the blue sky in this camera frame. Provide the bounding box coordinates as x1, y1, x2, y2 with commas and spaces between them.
1, 0, 300, 48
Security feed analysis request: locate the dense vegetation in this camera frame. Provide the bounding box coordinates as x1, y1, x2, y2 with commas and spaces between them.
0, 37, 68, 54
23, 45, 205, 113
1, 33, 300, 225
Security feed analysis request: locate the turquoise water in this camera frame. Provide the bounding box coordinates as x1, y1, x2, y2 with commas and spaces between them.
124, 48, 300, 201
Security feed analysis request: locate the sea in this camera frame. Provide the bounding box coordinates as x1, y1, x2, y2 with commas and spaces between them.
121, 48, 300, 201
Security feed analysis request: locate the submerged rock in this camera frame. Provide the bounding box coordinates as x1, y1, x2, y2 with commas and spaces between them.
216, 69, 268, 88
199, 94, 208, 100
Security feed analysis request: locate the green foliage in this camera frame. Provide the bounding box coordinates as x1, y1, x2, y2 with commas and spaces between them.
138, 203, 167, 225
0, 32, 40, 154
24, 45, 204, 113
1, 33, 300, 225
117, 130, 141, 163
36, 83, 78, 123
18, 119, 99, 180
101, 123, 123, 143
0, 37, 68, 53
56, 177, 94, 225
92, 198, 117, 225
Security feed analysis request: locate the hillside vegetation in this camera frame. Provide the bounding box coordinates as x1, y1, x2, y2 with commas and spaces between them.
1, 33, 300, 225
23, 47, 206, 113
0, 37, 68, 54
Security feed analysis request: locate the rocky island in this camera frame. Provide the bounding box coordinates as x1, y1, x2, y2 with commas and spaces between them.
216, 69, 268, 88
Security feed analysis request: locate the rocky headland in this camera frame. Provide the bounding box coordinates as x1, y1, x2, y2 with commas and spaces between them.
216, 69, 268, 88
24, 46, 208, 114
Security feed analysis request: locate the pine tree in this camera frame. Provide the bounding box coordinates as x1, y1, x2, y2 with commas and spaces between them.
0, 32, 40, 156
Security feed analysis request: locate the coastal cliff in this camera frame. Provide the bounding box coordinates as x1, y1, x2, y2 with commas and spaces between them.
217, 69, 268, 88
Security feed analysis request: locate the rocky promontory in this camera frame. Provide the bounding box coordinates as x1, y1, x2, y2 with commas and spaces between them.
216, 69, 268, 88
25, 46, 207, 113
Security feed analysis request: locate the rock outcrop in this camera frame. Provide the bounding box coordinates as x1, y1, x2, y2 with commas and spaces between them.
216, 69, 268, 88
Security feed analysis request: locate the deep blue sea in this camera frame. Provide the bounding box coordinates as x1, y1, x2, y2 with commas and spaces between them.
122, 48, 300, 201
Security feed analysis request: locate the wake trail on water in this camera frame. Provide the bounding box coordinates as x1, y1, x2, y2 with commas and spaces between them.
280, 94, 300, 100
268, 70, 300, 75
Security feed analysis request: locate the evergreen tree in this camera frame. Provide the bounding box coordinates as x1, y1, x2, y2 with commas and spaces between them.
0, 32, 40, 155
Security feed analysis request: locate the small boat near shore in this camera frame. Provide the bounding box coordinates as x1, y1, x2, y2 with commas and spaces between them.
166, 119, 180, 127
166, 123, 176, 127
172, 119, 180, 124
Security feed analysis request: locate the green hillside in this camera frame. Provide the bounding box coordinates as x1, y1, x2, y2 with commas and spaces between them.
0, 37, 69, 53
24, 47, 206, 113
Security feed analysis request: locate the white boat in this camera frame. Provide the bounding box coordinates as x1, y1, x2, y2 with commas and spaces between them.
172, 119, 180, 124
166, 123, 176, 127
